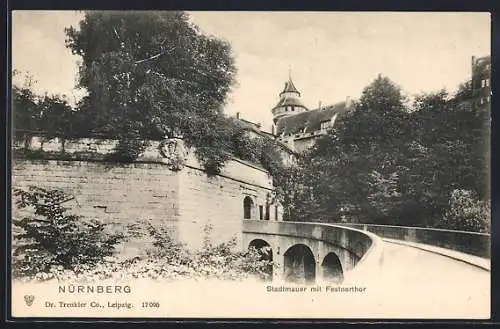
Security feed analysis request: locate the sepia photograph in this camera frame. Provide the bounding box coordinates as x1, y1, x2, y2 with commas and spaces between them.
9, 10, 491, 319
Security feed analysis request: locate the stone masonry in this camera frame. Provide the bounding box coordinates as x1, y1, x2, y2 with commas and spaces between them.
12, 136, 282, 256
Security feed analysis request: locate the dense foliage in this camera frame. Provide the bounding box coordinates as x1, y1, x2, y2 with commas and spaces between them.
439, 189, 490, 232
12, 186, 124, 278
287, 75, 490, 232
12, 71, 77, 142
13, 11, 288, 175
12, 188, 274, 282
63, 11, 240, 171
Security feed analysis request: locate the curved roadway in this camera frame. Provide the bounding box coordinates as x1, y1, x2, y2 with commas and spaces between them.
365, 241, 490, 318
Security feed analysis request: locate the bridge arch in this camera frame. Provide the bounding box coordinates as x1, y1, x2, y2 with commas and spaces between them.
248, 239, 273, 281
283, 244, 316, 284
243, 196, 254, 219
321, 252, 344, 284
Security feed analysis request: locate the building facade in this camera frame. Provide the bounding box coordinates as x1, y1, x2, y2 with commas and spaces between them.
271, 76, 353, 153
235, 113, 298, 167
471, 55, 491, 110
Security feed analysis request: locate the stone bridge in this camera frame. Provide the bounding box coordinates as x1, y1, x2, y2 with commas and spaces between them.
242, 220, 490, 286
242, 220, 384, 284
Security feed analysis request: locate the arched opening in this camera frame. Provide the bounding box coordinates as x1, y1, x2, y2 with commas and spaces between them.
283, 244, 316, 284
243, 196, 253, 219
321, 252, 344, 284
249, 239, 273, 281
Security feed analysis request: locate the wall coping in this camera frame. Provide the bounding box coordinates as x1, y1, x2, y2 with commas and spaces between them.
336, 222, 490, 259
12, 134, 270, 174
13, 135, 275, 191
336, 222, 490, 237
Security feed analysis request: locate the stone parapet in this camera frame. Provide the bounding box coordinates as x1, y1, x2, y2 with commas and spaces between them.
336, 223, 490, 259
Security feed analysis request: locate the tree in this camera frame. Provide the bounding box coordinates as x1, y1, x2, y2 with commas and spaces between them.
439, 189, 490, 233
65, 11, 238, 171
12, 71, 77, 146
453, 80, 473, 103
37, 94, 75, 139
12, 71, 41, 137
405, 86, 490, 227
305, 75, 410, 224
12, 186, 123, 278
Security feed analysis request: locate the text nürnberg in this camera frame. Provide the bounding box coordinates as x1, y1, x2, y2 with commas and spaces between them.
59, 285, 131, 294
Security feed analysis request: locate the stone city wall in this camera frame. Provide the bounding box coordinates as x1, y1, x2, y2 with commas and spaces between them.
12, 136, 281, 255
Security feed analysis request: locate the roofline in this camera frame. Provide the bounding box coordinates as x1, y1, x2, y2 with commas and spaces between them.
240, 126, 299, 155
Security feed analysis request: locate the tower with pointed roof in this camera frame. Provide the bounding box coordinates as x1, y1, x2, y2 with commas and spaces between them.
270, 71, 353, 153
271, 73, 308, 124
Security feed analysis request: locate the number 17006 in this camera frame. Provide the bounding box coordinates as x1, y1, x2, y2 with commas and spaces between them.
142, 302, 160, 308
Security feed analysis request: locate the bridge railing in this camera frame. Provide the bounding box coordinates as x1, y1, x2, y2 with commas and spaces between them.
335, 223, 490, 259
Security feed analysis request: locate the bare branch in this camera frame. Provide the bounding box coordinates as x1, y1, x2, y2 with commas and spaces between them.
113, 27, 120, 41
134, 46, 176, 64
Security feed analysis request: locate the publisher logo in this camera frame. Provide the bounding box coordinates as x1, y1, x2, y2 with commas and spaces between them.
24, 295, 35, 307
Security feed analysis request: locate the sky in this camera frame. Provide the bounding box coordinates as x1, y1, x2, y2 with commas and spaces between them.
12, 11, 490, 132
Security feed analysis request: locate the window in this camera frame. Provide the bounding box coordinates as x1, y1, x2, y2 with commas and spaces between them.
275, 205, 278, 221
259, 205, 263, 220
243, 196, 253, 219
320, 121, 330, 130
291, 107, 295, 111
486, 79, 490, 87
480, 97, 484, 105
481, 79, 486, 88
265, 205, 270, 220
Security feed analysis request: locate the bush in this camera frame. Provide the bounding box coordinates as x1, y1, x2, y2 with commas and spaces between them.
12, 186, 124, 278
12, 191, 275, 283
140, 223, 275, 281
439, 189, 490, 233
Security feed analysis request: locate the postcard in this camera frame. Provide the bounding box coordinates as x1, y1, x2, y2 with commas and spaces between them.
10, 10, 491, 319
